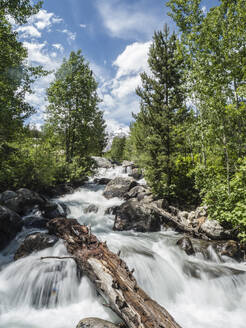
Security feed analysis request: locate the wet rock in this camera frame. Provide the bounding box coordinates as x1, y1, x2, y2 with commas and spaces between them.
14, 232, 58, 260
0, 190, 17, 203
1, 188, 45, 215
76, 318, 120, 328
23, 215, 49, 229
40, 201, 68, 219
218, 240, 243, 261
93, 177, 111, 185
84, 204, 99, 214
114, 199, 161, 232
0, 205, 23, 250
92, 156, 113, 168
177, 237, 195, 255
129, 168, 142, 180
105, 205, 119, 215
103, 177, 138, 199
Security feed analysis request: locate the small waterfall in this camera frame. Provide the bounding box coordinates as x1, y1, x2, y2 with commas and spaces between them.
0, 165, 246, 328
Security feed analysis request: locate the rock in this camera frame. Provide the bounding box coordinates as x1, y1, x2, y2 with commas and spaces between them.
92, 156, 113, 168
2, 188, 45, 215
76, 318, 120, 328
14, 232, 59, 260
0, 190, 17, 203
105, 205, 119, 215
122, 160, 134, 167
93, 178, 111, 185
40, 201, 68, 219
84, 204, 99, 214
200, 219, 227, 240
124, 185, 147, 200
153, 199, 169, 210
129, 168, 142, 180
114, 199, 161, 232
0, 205, 23, 250
195, 206, 207, 219
23, 215, 49, 229
218, 240, 243, 261
177, 237, 195, 255
103, 177, 138, 199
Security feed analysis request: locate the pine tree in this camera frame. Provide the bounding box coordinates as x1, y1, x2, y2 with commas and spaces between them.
135, 24, 187, 200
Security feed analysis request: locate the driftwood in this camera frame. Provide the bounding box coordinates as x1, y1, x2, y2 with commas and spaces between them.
47, 218, 182, 328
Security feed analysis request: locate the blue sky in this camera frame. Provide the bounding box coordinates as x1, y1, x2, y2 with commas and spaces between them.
14, 0, 218, 133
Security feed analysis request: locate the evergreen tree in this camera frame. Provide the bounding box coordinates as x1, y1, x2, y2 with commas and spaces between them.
46, 50, 107, 163
135, 25, 188, 200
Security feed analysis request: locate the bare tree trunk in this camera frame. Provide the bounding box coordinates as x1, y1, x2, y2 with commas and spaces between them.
47, 218, 182, 328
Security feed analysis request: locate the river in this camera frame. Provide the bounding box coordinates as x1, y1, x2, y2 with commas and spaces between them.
0, 166, 246, 328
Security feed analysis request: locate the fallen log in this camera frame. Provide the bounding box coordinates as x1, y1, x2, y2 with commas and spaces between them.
47, 218, 182, 328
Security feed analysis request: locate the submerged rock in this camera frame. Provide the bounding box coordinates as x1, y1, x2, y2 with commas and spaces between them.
84, 204, 99, 214
23, 215, 49, 229
177, 237, 195, 255
14, 232, 58, 260
76, 318, 120, 328
0, 205, 23, 250
103, 177, 138, 199
114, 199, 161, 232
40, 201, 68, 219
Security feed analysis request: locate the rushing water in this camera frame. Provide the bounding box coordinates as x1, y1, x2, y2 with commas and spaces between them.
1, 166, 246, 328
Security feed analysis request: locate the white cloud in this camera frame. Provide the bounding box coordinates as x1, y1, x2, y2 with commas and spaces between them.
80, 24, 87, 28
61, 29, 76, 42
113, 41, 151, 79
52, 43, 64, 52
16, 25, 41, 38
95, 0, 164, 40
28, 9, 63, 30
112, 75, 141, 98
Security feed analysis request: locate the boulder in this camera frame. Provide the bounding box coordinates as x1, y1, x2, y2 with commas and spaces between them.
124, 185, 147, 200
76, 318, 120, 328
40, 201, 68, 219
0, 205, 23, 250
177, 237, 195, 255
105, 205, 119, 215
14, 232, 59, 260
93, 178, 111, 185
114, 199, 161, 232
84, 204, 99, 214
92, 156, 113, 168
129, 168, 142, 180
23, 215, 49, 229
0, 190, 17, 203
103, 177, 138, 199
1, 188, 45, 215
218, 240, 243, 261
195, 206, 208, 219
200, 219, 228, 240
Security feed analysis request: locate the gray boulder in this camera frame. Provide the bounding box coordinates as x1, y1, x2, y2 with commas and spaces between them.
23, 215, 49, 229
105, 205, 119, 215
92, 156, 113, 168
76, 318, 119, 328
0, 205, 23, 250
1, 188, 45, 215
40, 201, 68, 219
200, 219, 227, 240
93, 178, 111, 185
124, 185, 148, 200
14, 232, 58, 260
114, 199, 161, 232
103, 177, 138, 199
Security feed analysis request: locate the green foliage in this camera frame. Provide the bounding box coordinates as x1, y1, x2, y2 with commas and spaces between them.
46, 50, 107, 163
133, 24, 192, 202
0, 0, 42, 23
107, 136, 126, 163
